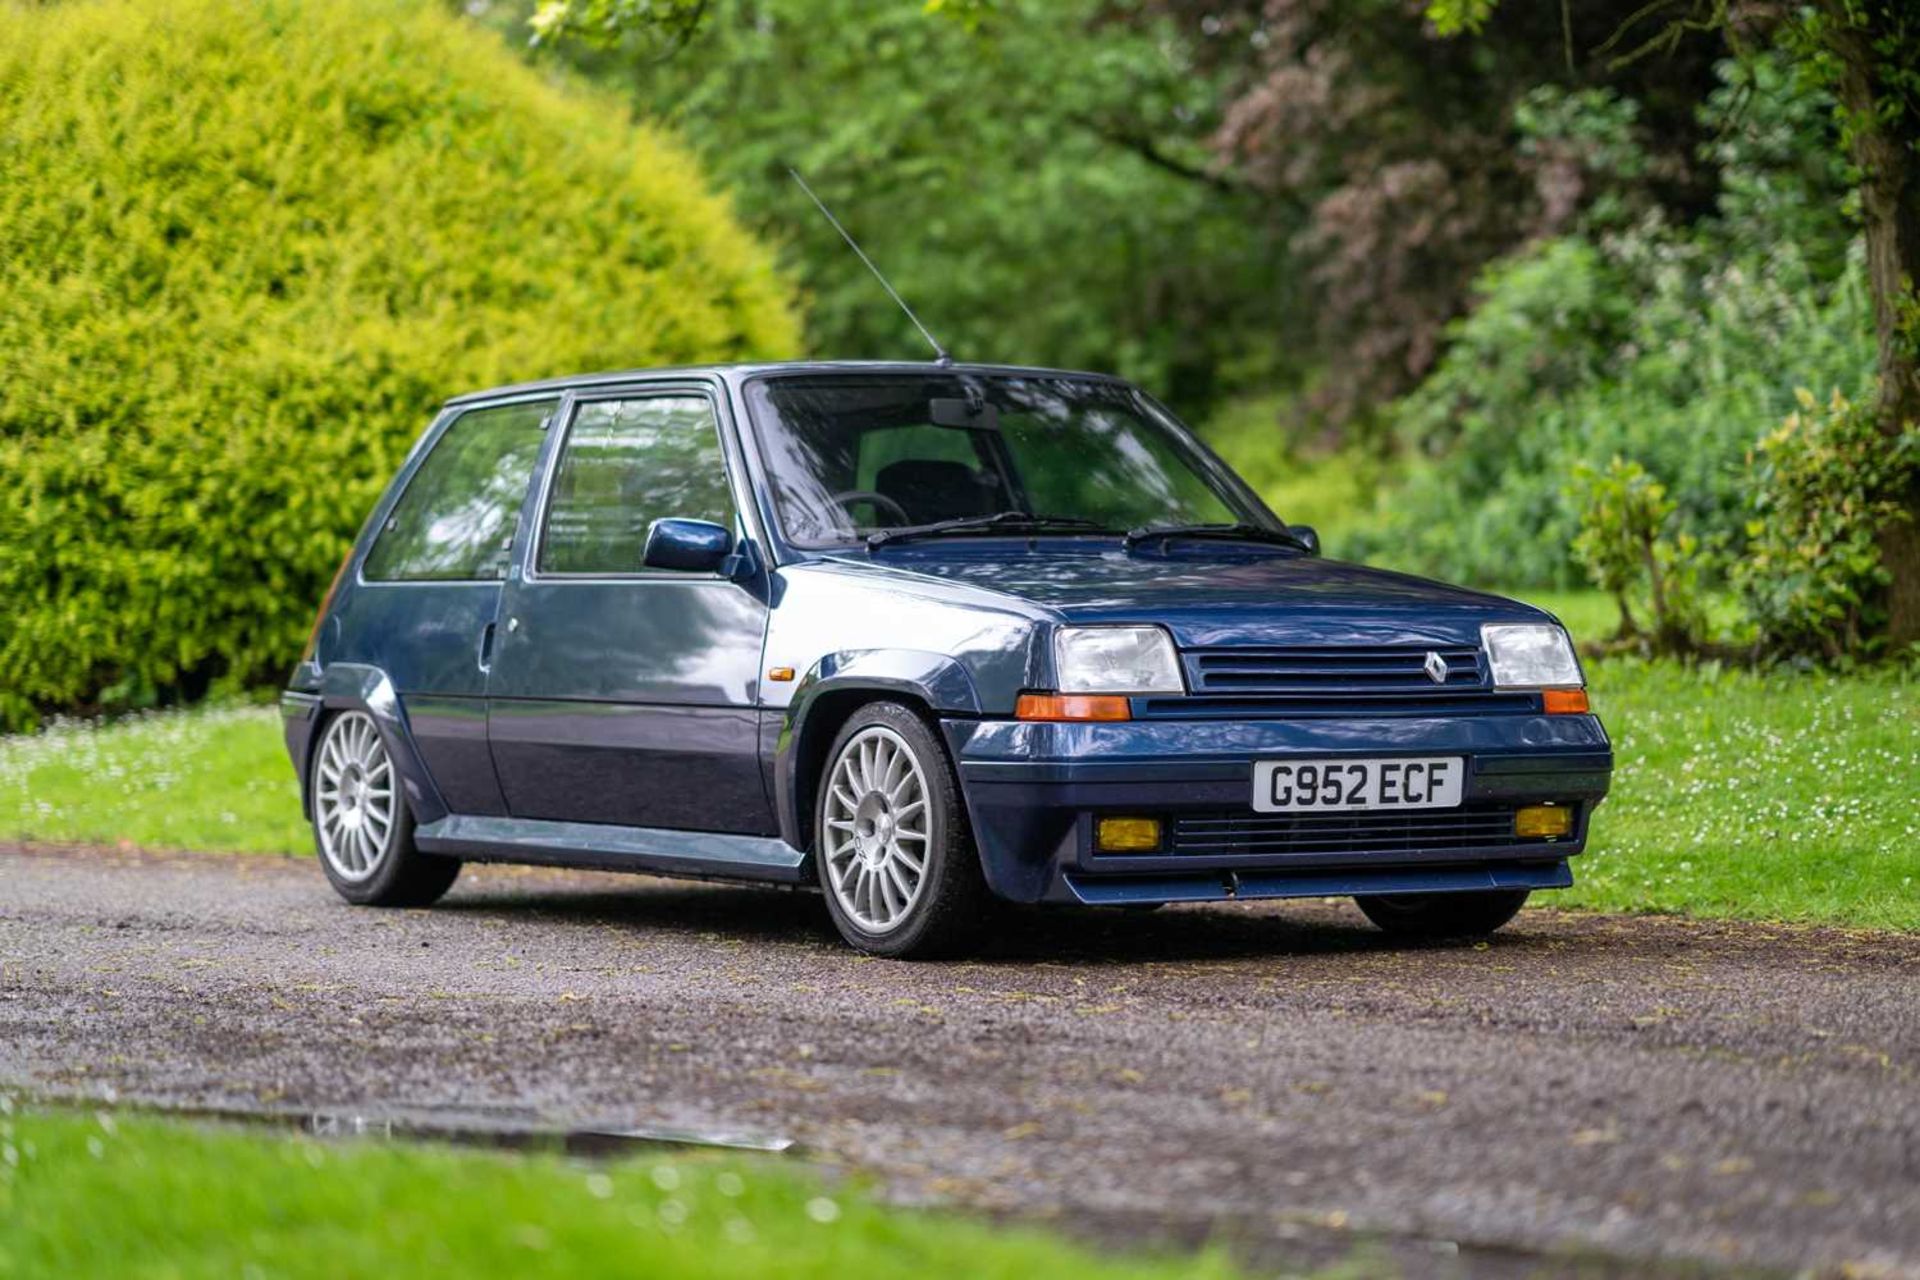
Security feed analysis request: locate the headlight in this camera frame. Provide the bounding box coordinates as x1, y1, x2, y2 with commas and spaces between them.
1053, 625, 1184, 694
1481, 623, 1582, 688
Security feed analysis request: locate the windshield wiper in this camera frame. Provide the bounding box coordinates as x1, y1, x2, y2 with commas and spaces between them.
1124, 521, 1312, 552
866, 511, 1117, 548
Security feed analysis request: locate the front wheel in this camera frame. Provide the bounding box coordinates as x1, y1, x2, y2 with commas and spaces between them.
1355, 889, 1529, 939
311, 710, 461, 908
815, 702, 989, 958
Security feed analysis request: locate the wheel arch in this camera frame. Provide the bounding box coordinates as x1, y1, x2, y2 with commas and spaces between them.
300, 664, 450, 826
772, 649, 980, 854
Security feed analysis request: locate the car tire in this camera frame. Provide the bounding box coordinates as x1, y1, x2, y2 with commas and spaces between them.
310, 709, 461, 908
814, 701, 989, 959
1355, 889, 1529, 938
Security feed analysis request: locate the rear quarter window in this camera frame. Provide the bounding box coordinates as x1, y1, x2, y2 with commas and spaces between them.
362, 399, 555, 582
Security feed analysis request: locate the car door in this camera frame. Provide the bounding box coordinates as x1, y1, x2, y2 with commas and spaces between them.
339, 396, 558, 817
484, 386, 775, 834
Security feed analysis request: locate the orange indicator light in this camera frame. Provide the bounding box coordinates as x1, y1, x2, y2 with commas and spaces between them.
1543, 688, 1590, 714
1014, 693, 1132, 722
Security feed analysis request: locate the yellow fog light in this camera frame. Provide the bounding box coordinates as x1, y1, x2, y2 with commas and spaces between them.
1096, 816, 1162, 853
1515, 805, 1573, 839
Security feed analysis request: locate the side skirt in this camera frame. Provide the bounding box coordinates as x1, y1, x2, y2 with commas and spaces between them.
414, 815, 809, 886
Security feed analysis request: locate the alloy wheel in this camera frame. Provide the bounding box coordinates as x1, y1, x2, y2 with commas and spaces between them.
821, 725, 931, 933
313, 711, 397, 884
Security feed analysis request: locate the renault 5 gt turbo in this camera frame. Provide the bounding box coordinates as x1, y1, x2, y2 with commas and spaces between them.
284, 362, 1610, 956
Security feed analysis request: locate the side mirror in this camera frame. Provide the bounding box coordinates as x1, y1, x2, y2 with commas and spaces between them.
1287, 524, 1321, 556
642, 518, 733, 573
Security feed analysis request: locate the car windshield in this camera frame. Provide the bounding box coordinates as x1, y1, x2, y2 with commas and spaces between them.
745, 373, 1269, 548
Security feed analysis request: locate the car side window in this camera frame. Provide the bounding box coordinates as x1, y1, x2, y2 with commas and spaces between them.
539, 395, 736, 576
362, 399, 555, 582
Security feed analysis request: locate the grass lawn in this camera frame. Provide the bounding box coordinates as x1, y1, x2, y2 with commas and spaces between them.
0, 597, 1911, 930
0, 702, 308, 855
0, 1106, 1248, 1280
1566, 659, 1916, 929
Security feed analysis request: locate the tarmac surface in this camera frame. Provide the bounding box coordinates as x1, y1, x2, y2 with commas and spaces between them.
2, 844, 1915, 1278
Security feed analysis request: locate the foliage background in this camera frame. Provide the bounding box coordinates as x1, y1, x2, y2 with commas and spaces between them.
1340, 54, 1878, 594
0, 0, 797, 728
490, 0, 1906, 652
2, 0, 1913, 728
473, 0, 1301, 414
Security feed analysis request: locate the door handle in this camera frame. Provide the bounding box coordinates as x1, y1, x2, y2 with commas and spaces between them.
477, 621, 496, 673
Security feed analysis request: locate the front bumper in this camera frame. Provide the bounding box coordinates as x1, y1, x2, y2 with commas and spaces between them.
946, 713, 1611, 906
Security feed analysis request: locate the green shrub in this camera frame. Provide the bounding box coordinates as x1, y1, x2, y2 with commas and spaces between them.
1566, 457, 1711, 652
0, 0, 797, 728
1346, 51, 1873, 592
1733, 388, 1919, 662
1349, 221, 1875, 590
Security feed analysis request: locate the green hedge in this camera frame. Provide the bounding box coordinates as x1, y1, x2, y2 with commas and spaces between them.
0, 0, 797, 727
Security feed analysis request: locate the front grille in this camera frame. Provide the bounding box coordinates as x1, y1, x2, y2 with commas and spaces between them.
1186, 644, 1486, 693
1135, 692, 1536, 718
1159, 805, 1554, 858
1167, 643, 1527, 717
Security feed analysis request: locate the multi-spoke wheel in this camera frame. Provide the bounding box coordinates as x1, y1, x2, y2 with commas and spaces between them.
822, 725, 930, 932
315, 711, 396, 882
815, 702, 988, 958
310, 710, 460, 907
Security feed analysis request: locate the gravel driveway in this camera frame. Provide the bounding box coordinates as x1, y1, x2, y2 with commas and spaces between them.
2, 845, 1915, 1278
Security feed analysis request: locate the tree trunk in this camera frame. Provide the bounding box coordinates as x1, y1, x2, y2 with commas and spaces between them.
1820, 2, 1920, 647
1641, 530, 1672, 642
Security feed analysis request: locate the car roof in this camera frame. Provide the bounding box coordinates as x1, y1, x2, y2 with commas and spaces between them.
441, 360, 1133, 407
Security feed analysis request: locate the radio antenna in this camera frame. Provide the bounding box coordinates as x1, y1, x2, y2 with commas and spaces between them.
788, 167, 952, 367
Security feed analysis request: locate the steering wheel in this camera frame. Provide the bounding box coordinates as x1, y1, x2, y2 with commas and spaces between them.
831, 488, 911, 527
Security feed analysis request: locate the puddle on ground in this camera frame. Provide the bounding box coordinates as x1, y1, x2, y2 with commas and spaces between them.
14, 1091, 794, 1157
302, 1109, 795, 1154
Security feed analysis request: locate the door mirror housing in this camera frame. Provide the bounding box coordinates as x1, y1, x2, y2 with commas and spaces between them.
1287, 524, 1321, 556
642, 518, 734, 573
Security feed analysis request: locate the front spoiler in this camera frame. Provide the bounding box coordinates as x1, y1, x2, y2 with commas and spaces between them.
1063, 859, 1572, 907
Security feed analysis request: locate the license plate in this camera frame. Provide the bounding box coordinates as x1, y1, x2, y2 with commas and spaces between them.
1252, 757, 1465, 813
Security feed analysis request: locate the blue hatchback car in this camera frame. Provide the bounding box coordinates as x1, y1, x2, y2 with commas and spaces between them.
283, 362, 1610, 956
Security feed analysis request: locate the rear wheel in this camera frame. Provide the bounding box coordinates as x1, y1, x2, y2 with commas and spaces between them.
311, 710, 460, 907
1355, 889, 1529, 938
815, 702, 988, 958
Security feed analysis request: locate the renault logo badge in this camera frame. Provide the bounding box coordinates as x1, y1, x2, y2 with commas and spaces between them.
1424, 651, 1449, 684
